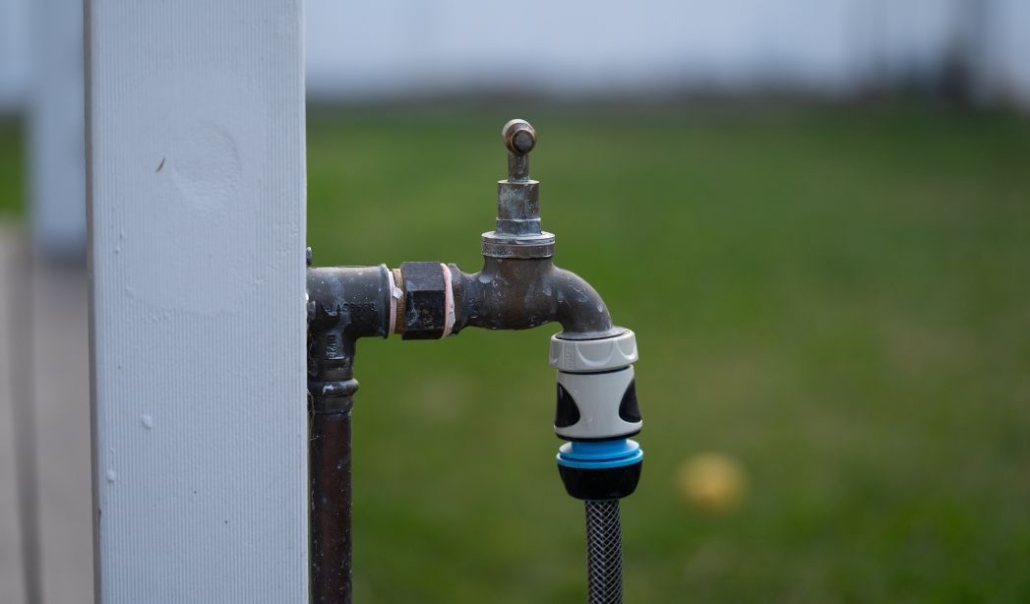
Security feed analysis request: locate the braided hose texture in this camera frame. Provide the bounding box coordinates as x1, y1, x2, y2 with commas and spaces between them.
585, 500, 623, 604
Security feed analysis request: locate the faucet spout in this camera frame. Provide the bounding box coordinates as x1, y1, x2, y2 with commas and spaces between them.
451, 259, 616, 339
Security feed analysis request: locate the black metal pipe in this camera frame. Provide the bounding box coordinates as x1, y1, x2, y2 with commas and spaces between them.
307, 264, 392, 604
309, 396, 354, 604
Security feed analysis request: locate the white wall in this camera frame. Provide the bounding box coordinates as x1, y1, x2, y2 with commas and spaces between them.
1, 0, 1028, 107
299, 0, 1027, 104
0, 0, 29, 110
987, 0, 1030, 104
304, 0, 864, 97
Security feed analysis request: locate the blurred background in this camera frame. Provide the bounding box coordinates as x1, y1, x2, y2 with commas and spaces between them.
2, 0, 1029, 602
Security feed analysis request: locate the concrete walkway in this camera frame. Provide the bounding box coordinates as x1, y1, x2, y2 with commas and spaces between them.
0, 225, 94, 603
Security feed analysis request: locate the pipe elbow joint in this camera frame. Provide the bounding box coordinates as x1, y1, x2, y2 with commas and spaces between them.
306, 265, 395, 340
306, 264, 396, 402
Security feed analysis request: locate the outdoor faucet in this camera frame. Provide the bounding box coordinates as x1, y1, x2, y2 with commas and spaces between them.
307, 119, 644, 604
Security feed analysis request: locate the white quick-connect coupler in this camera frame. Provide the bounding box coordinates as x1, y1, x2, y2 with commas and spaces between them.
549, 329, 641, 441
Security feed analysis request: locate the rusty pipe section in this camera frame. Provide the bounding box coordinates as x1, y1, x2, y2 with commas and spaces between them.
389, 256, 619, 339
440, 259, 617, 339
306, 263, 395, 604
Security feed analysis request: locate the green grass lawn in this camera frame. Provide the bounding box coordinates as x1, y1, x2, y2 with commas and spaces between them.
5, 105, 1030, 602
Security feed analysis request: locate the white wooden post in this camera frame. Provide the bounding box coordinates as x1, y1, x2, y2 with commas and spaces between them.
29, 0, 87, 260
0, 0, 29, 111
85, 1, 309, 601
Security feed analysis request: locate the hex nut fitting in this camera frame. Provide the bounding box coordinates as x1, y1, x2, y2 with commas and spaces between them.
400, 262, 450, 340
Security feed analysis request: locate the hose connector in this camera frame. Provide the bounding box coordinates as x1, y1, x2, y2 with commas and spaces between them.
551, 330, 644, 500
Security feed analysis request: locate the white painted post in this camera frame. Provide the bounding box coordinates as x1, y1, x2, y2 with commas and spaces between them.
85, 1, 309, 602
28, 0, 87, 260
0, 0, 29, 111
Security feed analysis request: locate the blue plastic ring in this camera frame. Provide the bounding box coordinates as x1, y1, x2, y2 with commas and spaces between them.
556, 439, 643, 470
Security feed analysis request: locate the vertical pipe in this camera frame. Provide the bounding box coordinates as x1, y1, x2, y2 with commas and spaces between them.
306, 327, 359, 604
306, 265, 393, 603
309, 398, 353, 604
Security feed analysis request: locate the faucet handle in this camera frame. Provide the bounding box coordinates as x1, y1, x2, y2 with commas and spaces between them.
503, 119, 536, 181
482, 118, 554, 259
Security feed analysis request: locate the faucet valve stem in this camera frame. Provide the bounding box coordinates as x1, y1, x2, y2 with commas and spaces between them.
482, 118, 555, 259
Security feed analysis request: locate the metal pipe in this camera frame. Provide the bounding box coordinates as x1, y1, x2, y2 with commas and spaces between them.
306, 263, 393, 604
306, 120, 643, 603
451, 259, 617, 339
309, 398, 354, 604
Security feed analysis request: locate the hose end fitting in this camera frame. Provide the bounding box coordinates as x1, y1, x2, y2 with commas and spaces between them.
557, 439, 643, 500
550, 330, 644, 500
